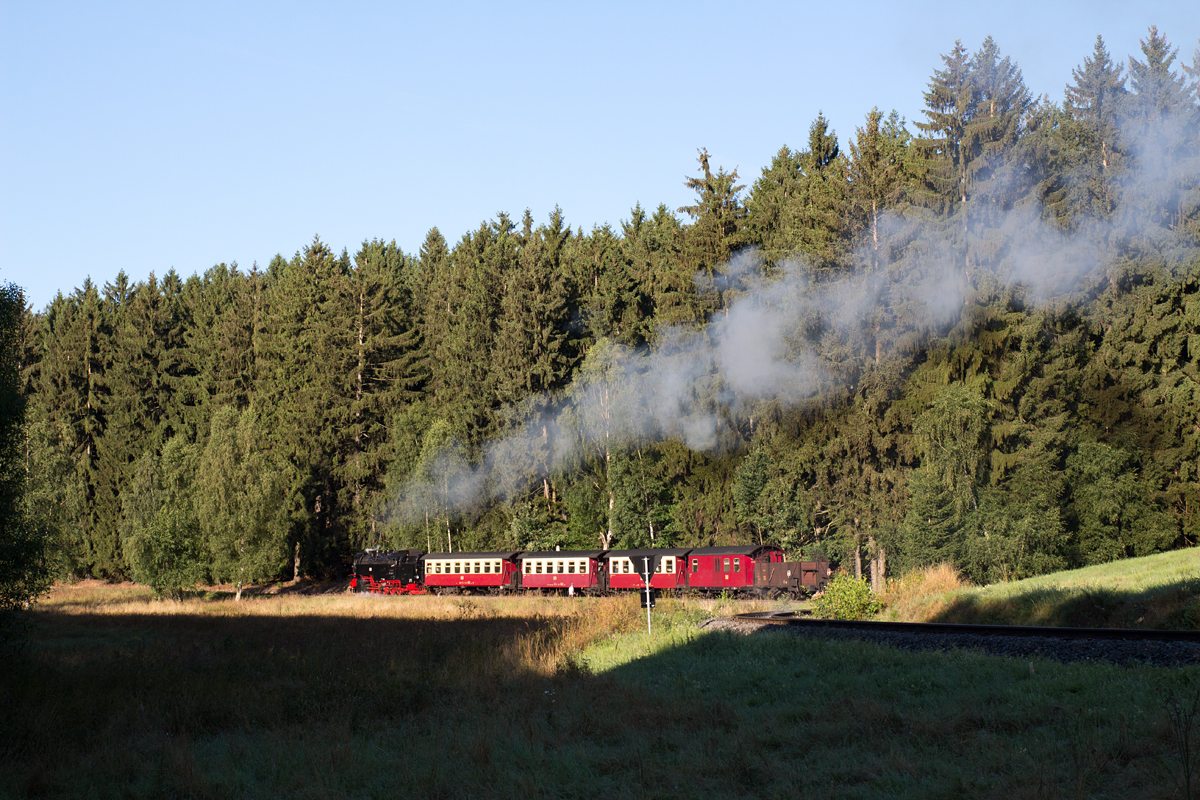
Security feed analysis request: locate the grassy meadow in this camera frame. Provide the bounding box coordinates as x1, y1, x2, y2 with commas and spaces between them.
3, 579, 1200, 799
881, 549, 1200, 630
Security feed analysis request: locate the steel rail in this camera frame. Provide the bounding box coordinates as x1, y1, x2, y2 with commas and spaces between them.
731, 611, 1200, 643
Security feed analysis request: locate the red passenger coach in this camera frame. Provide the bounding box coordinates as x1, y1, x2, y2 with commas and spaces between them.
422, 552, 521, 593
606, 548, 691, 591
685, 545, 785, 592
518, 551, 605, 593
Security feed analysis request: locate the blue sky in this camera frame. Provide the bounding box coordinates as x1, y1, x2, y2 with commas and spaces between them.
3, 0, 1197, 311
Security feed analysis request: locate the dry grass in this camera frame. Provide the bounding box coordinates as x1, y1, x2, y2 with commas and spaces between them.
877, 563, 970, 622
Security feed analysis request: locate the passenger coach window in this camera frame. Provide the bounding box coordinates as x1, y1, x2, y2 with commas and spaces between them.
483, 563, 490, 573
475, 562, 481, 573
557, 562, 564, 573
665, 558, 674, 573
734, 558, 741, 572
524, 562, 531, 574
691, 558, 698, 573
723, 558, 730, 573
567, 562, 575, 574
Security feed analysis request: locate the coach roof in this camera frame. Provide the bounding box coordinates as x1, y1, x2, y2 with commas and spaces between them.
420, 552, 520, 560
519, 550, 606, 559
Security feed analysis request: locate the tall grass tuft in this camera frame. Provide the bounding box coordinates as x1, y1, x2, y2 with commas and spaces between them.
878, 563, 968, 621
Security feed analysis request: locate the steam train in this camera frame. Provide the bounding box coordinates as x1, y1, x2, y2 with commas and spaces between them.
350, 545, 830, 599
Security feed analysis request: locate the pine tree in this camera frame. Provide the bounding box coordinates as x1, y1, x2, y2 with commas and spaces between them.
847, 108, 915, 271
962, 37, 1031, 230
341, 239, 426, 545
795, 113, 852, 270
915, 41, 977, 217
678, 149, 746, 315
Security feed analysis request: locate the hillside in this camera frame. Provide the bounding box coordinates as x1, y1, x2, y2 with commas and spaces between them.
883, 549, 1200, 630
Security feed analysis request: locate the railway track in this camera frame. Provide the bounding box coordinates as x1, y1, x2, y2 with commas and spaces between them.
716, 612, 1200, 666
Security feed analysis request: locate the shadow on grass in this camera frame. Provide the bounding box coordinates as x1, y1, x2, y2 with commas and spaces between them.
592, 622, 1197, 799
929, 574, 1200, 630
7, 599, 1199, 800
0, 604, 707, 800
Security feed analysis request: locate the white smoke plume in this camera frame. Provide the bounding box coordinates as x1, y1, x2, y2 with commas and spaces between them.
385, 104, 1199, 527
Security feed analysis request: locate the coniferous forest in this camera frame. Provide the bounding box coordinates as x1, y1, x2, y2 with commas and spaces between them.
10, 30, 1200, 595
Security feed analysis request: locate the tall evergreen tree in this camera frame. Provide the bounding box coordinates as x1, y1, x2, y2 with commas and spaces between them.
492, 209, 572, 406
794, 113, 852, 270
847, 108, 916, 271
915, 40, 977, 217
342, 239, 426, 545
678, 149, 746, 315
1, 281, 49, 620
258, 236, 354, 576
962, 37, 1031, 229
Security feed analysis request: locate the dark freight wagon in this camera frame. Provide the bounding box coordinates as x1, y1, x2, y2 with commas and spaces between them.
682, 545, 829, 597
422, 551, 521, 593
754, 559, 831, 597
517, 550, 606, 593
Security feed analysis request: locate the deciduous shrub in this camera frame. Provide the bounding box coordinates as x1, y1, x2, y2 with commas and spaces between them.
813, 574, 881, 620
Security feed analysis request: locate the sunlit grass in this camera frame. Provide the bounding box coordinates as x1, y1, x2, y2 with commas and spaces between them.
880, 549, 1200, 629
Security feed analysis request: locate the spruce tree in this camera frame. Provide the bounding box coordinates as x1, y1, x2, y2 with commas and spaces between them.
915, 41, 977, 217
258, 236, 354, 576
847, 108, 915, 271
341, 239, 426, 545
962, 37, 1031, 231
1065, 35, 1126, 190
678, 149, 746, 315
794, 113, 852, 270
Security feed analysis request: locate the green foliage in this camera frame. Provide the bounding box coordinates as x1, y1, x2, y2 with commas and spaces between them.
21, 416, 86, 580
1, 282, 49, 624
1065, 440, 1175, 564
197, 407, 290, 599
812, 574, 882, 620
120, 437, 204, 599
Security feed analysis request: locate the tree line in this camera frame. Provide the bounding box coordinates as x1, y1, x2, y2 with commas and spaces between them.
6, 28, 1200, 599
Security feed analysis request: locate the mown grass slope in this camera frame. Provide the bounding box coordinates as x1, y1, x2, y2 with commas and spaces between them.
881, 549, 1200, 629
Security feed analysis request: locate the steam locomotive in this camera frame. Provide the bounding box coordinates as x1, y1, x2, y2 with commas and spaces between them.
350, 545, 830, 598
